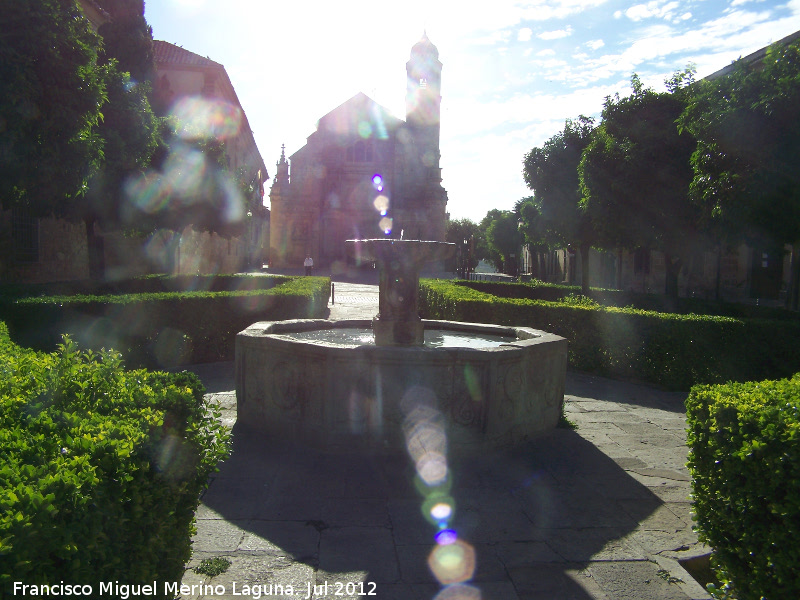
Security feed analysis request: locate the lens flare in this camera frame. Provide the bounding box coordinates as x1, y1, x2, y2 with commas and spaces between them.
433, 584, 482, 600
404, 414, 446, 462
370, 103, 389, 140
379, 217, 393, 235
430, 501, 453, 521
171, 96, 242, 141
152, 327, 192, 368
414, 473, 452, 498
233, 292, 274, 313
428, 540, 476, 585
123, 140, 245, 232
417, 451, 448, 486
462, 365, 482, 402
422, 495, 455, 526
373, 195, 389, 214
123, 171, 169, 215
358, 120, 373, 139
435, 529, 458, 545
153, 433, 194, 480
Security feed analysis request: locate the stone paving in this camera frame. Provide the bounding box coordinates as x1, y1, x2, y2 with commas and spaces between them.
179, 283, 711, 600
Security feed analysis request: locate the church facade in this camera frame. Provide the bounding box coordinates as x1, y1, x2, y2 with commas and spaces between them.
269, 34, 448, 269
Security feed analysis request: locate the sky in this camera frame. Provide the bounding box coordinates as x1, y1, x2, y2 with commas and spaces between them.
144, 0, 800, 223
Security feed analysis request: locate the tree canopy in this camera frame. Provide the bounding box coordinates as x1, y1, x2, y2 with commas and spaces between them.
446, 218, 482, 275
481, 209, 522, 275
679, 40, 800, 252
579, 74, 700, 300
523, 116, 596, 293
96, 0, 155, 85
84, 0, 160, 226
0, 0, 107, 215
679, 39, 800, 308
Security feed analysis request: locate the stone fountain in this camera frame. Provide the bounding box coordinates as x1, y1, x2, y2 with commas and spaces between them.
235, 239, 567, 450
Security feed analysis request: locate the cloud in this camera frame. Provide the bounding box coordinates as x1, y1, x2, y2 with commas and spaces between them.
538, 26, 574, 40
472, 30, 514, 46
515, 0, 611, 22
624, 1, 682, 22
149, 0, 800, 224
444, 82, 625, 141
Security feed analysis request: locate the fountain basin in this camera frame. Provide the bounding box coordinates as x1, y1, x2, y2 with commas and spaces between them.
235, 319, 567, 450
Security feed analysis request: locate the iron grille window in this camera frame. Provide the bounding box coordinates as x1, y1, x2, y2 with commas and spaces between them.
346, 141, 373, 163
12, 208, 39, 263
633, 248, 650, 275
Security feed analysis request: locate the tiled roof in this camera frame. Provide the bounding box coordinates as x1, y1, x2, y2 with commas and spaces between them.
705, 29, 800, 80
153, 40, 223, 69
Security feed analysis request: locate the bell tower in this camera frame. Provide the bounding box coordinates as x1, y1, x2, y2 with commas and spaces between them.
406, 32, 442, 165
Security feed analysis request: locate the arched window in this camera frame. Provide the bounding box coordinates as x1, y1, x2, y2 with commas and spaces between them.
355, 141, 365, 162
634, 248, 651, 275
346, 141, 373, 163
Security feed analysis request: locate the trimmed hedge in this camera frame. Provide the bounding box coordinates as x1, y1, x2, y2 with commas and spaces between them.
0, 276, 330, 368
686, 375, 800, 600
0, 322, 230, 593
457, 279, 800, 321
420, 279, 800, 390
0, 273, 288, 299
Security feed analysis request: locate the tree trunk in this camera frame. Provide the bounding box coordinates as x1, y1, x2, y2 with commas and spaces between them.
715, 244, 722, 302
580, 243, 591, 296
664, 252, 682, 311
84, 217, 104, 280
164, 229, 181, 274
786, 244, 799, 311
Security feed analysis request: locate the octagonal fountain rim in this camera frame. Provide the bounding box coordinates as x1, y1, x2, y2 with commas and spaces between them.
238, 319, 546, 353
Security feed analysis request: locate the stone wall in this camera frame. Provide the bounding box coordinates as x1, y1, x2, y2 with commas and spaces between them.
529, 244, 792, 301
0, 211, 89, 283
175, 227, 247, 275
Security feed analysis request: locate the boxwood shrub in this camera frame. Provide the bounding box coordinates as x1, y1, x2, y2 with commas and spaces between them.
0, 275, 330, 368
456, 279, 800, 321
420, 279, 800, 390
0, 322, 230, 593
686, 375, 800, 600
0, 273, 289, 299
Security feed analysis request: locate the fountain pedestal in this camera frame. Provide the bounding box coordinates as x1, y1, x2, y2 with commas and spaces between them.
347, 239, 454, 346
235, 237, 567, 450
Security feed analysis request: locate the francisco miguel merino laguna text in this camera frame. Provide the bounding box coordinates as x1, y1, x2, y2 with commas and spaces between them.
13, 580, 378, 598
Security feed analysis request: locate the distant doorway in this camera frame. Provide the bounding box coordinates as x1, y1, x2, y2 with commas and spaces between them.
750, 248, 782, 300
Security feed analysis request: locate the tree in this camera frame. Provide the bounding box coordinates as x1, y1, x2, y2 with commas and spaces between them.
579, 74, 700, 303
0, 0, 165, 278
0, 0, 106, 216
523, 116, 597, 294
679, 40, 800, 309
482, 210, 522, 275
82, 1, 161, 276
96, 0, 155, 85
515, 196, 560, 280
477, 210, 504, 272
446, 218, 481, 276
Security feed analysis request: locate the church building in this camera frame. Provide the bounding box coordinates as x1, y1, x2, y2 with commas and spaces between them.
269, 34, 449, 269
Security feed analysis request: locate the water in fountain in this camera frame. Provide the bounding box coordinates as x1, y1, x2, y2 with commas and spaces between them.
284, 327, 516, 348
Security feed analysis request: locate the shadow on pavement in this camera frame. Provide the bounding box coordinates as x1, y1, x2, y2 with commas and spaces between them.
566, 369, 688, 414
193, 421, 677, 600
